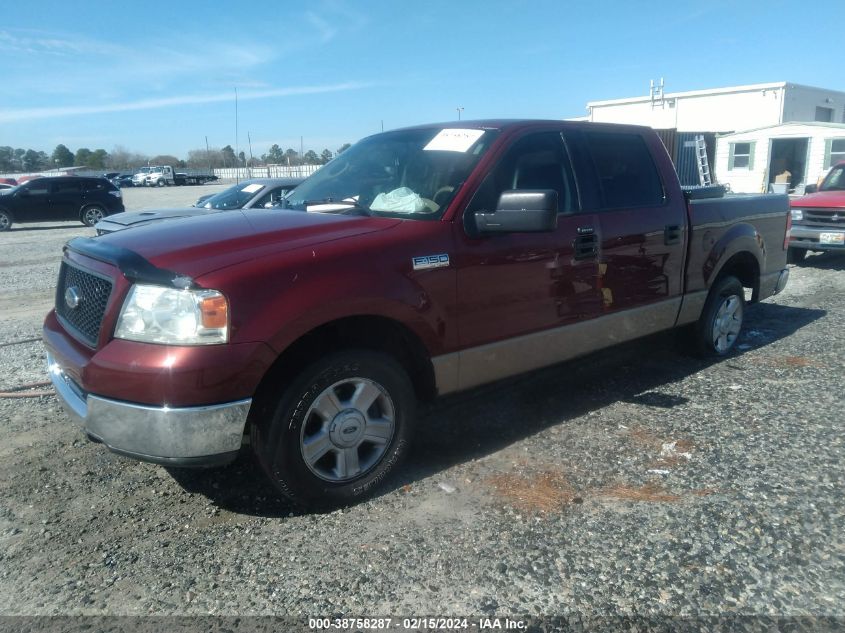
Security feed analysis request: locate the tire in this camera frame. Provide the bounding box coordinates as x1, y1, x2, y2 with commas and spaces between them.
81, 205, 105, 227
691, 275, 745, 357
251, 350, 415, 509
0, 209, 11, 232
787, 247, 807, 264
158, 179, 166, 187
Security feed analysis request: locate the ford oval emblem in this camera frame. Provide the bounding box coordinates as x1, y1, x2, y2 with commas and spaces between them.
64, 286, 81, 310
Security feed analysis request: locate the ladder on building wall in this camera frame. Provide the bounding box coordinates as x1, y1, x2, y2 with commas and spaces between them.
694, 135, 713, 186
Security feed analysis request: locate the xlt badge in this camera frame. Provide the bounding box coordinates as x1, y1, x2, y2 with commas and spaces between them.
412, 254, 450, 270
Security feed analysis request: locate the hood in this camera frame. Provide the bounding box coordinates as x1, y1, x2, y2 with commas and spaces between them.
99, 207, 206, 228
97, 208, 402, 279
791, 190, 845, 209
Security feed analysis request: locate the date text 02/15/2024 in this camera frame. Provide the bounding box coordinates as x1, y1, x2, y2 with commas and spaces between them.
308, 616, 527, 630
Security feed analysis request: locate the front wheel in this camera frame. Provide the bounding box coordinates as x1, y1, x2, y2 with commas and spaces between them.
691, 275, 746, 357
81, 205, 105, 227
0, 209, 12, 231
251, 350, 415, 508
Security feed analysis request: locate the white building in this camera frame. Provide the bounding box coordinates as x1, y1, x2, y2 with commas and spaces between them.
715, 122, 845, 194
585, 82, 845, 132
582, 81, 845, 190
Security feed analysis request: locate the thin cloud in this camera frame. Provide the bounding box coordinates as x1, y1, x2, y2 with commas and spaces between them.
305, 12, 339, 43
0, 82, 371, 123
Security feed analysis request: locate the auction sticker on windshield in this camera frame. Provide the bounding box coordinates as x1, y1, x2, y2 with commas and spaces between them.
241, 184, 264, 193
820, 232, 844, 245
424, 129, 485, 152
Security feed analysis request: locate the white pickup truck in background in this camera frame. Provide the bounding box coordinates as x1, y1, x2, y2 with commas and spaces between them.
143, 166, 218, 187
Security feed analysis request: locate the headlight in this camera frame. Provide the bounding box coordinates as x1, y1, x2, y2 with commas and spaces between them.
790, 209, 803, 221
115, 284, 228, 345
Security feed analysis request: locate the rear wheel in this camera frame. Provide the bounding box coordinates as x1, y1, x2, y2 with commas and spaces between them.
691, 275, 745, 357
251, 350, 415, 508
787, 247, 807, 264
81, 205, 105, 227
0, 209, 12, 231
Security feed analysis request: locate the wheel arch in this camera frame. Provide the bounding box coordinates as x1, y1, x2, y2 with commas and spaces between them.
703, 223, 763, 302
252, 314, 437, 409
712, 250, 760, 301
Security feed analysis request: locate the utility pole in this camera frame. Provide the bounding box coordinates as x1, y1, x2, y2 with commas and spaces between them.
247, 132, 254, 178
456, 107, 464, 121
235, 87, 239, 184
205, 135, 211, 174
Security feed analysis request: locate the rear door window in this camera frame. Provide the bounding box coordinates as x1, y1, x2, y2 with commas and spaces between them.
53, 180, 82, 195
585, 132, 665, 209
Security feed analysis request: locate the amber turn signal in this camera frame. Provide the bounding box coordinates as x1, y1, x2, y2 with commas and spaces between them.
200, 295, 228, 329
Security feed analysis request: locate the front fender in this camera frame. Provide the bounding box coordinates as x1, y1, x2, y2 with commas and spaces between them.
198, 247, 453, 361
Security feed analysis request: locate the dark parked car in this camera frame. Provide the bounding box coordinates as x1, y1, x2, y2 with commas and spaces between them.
193, 177, 304, 209
111, 174, 135, 188
0, 176, 124, 231
95, 177, 303, 234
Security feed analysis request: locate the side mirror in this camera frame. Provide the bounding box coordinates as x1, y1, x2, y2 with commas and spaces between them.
803, 184, 818, 194
474, 190, 558, 234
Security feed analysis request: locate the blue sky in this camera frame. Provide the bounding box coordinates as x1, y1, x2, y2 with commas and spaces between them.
2, 0, 844, 159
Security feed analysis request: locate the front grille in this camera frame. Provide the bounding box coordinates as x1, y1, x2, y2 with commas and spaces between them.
55, 262, 113, 347
804, 208, 845, 228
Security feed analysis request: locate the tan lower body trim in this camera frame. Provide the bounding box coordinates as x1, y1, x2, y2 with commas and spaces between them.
675, 290, 707, 326
432, 298, 682, 395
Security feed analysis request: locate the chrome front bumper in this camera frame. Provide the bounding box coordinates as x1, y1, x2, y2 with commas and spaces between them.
790, 225, 845, 250
47, 353, 251, 467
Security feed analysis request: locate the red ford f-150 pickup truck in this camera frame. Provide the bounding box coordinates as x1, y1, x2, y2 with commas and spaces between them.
787, 160, 845, 262
43, 120, 791, 507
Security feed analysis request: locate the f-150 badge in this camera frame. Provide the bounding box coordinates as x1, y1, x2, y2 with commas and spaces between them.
412, 254, 450, 270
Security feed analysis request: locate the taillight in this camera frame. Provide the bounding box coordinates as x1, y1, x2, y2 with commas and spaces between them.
784, 212, 791, 250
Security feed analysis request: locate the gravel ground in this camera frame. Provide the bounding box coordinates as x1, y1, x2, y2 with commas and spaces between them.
0, 202, 843, 626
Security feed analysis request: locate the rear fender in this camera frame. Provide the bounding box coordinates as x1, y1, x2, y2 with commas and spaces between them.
701, 222, 763, 289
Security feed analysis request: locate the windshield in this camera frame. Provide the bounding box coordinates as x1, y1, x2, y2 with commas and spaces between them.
285, 127, 498, 220
820, 165, 845, 191
203, 181, 266, 209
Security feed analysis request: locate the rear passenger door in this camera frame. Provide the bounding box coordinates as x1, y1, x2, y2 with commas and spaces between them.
49, 179, 83, 221
577, 130, 687, 326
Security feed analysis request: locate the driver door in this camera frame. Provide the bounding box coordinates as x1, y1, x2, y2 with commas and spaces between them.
453, 130, 601, 390
14, 180, 52, 222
